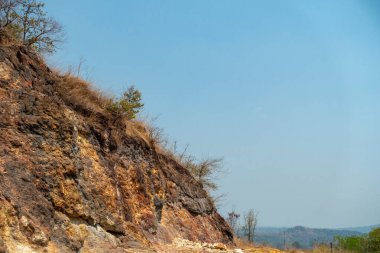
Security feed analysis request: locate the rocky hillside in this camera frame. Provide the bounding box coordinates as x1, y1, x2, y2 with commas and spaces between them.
0, 44, 232, 253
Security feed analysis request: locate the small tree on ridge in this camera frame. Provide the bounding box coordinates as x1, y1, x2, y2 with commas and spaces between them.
108, 86, 144, 119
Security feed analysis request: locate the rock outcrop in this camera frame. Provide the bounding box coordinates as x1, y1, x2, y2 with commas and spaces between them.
0, 45, 233, 252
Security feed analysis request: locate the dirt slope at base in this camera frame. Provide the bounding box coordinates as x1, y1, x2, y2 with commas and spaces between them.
152, 238, 289, 253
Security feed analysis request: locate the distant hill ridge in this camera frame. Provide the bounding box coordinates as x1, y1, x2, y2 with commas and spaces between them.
338, 224, 380, 234
254, 225, 379, 249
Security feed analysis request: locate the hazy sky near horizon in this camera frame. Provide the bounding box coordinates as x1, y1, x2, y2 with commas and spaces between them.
45, 0, 380, 228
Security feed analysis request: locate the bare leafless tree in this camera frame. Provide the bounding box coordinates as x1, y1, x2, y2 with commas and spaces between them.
243, 209, 258, 243
0, 0, 64, 53
186, 157, 223, 192
0, 0, 19, 28
226, 210, 240, 234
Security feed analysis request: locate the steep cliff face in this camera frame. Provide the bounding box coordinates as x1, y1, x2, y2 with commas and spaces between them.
0, 45, 233, 253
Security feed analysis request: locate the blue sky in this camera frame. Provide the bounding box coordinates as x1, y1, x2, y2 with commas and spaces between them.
45, 0, 380, 228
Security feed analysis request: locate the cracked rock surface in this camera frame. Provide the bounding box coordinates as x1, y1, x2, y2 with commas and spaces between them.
0, 45, 233, 252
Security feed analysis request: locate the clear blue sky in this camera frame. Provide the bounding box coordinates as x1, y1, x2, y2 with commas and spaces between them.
45, 0, 380, 228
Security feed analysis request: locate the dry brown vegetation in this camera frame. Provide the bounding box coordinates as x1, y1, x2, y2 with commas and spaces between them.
234, 237, 256, 249
52, 72, 181, 154
55, 74, 110, 116
232, 238, 289, 253
309, 245, 354, 253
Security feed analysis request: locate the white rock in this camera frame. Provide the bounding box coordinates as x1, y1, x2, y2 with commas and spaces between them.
19, 216, 29, 227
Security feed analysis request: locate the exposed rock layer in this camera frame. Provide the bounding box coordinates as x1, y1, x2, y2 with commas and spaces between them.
0, 45, 233, 252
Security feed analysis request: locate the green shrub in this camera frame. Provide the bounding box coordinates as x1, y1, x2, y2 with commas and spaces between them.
335, 235, 366, 252
368, 228, 380, 253
107, 86, 144, 119
335, 228, 380, 253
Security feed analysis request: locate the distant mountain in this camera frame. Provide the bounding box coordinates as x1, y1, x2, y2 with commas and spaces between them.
254, 226, 363, 249
339, 225, 380, 234
256, 227, 288, 234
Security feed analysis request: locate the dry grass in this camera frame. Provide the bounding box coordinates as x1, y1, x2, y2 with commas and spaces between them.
55, 74, 111, 116
233, 238, 289, 253
54, 72, 165, 150
125, 119, 153, 145
0, 30, 22, 47
234, 237, 255, 249
308, 245, 353, 253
